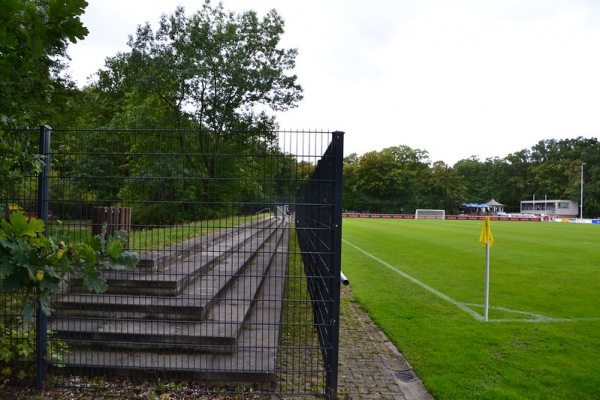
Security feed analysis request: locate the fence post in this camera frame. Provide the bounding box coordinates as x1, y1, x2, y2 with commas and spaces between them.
325, 131, 344, 398
36, 125, 52, 389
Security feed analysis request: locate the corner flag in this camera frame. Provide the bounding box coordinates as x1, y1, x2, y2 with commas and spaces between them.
479, 216, 494, 247
479, 216, 494, 321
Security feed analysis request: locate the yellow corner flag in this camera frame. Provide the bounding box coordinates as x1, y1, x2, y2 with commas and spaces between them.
479, 216, 494, 247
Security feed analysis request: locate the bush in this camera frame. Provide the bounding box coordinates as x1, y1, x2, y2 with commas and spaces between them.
0, 211, 139, 321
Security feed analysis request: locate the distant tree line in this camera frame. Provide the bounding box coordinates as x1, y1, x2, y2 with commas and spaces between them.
344, 137, 600, 217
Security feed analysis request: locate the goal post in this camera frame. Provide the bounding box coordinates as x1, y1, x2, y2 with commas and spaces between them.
415, 209, 446, 220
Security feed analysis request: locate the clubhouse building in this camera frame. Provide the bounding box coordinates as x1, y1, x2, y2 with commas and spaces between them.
520, 199, 579, 218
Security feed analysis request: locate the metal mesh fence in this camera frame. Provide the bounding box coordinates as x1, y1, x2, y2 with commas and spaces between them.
0, 128, 344, 397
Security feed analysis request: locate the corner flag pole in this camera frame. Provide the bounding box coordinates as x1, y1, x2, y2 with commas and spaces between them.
479, 217, 494, 322
484, 238, 491, 321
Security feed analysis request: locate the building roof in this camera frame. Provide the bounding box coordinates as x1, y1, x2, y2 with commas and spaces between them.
487, 199, 504, 206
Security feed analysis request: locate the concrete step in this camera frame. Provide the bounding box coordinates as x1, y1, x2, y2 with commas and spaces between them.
53, 228, 289, 385
50, 223, 287, 353
53, 221, 283, 320
66, 217, 280, 296
136, 217, 279, 273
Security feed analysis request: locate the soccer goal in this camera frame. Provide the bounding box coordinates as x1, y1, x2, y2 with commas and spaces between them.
415, 209, 446, 219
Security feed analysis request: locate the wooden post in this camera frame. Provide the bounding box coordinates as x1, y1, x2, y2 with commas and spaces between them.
92, 206, 132, 248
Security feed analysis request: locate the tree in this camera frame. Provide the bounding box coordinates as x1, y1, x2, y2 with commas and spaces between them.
0, 3, 139, 378
80, 1, 303, 223
92, 1, 302, 131
0, 0, 89, 126
421, 161, 467, 212
453, 157, 489, 202
1, 0, 89, 198
342, 153, 361, 212
349, 146, 430, 213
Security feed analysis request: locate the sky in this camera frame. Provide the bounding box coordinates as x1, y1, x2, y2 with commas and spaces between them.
67, 0, 600, 165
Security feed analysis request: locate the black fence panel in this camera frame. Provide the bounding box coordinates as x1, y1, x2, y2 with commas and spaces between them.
295, 131, 344, 396
0, 128, 344, 398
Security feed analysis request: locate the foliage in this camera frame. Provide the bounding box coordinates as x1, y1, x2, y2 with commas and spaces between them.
0, 314, 68, 389
0, 211, 139, 322
0, 0, 89, 127
343, 145, 431, 213
421, 161, 466, 213
0, 0, 90, 222
344, 136, 600, 216
90, 0, 302, 131
0, 129, 44, 200
58, 1, 305, 223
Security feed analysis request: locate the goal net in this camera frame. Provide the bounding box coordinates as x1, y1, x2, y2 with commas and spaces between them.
415, 209, 446, 220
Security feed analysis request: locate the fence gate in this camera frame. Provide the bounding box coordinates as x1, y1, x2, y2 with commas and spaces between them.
0, 127, 344, 398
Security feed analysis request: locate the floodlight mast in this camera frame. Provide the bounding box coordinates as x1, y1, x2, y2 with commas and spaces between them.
580, 162, 586, 219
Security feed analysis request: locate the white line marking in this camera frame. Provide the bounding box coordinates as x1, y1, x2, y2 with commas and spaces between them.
343, 239, 484, 322
343, 239, 600, 323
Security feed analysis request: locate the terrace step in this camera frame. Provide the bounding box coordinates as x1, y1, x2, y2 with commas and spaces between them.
50, 217, 288, 355
52, 225, 290, 384
65, 217, 280, 296
135, 217, 280, 273
53, 223, 282, 319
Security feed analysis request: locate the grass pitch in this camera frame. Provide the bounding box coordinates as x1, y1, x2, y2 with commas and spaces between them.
342, 218, 600, 400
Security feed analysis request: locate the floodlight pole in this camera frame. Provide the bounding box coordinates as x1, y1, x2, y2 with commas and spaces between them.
580, 162, 585, 219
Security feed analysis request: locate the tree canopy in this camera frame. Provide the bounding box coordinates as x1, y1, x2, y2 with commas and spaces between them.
90, 1, 302, 131
0, 0, 88, 126
345, 137, 600, 217
0, 0, 89, 198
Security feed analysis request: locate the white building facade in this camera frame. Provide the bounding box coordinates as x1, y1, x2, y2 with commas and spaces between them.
520, 199, 579, 218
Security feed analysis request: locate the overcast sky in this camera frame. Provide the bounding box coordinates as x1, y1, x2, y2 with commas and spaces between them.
68, 0, 600, 165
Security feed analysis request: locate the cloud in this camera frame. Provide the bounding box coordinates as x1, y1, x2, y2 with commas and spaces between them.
68, 0, 600, 164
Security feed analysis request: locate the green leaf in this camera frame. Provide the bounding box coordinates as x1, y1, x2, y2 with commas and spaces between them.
21, 301, 38, 323
111, 230, 128, 243
38, 275, 60, 293
8, 212, 45, 237
102, 251, 139, 271
85, 235, 102, 252
106, 239, 123, 259
75, 266, 107, 293
0, 255, 15, 275
38, 300, 52, 317
74, 243, 97, 266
